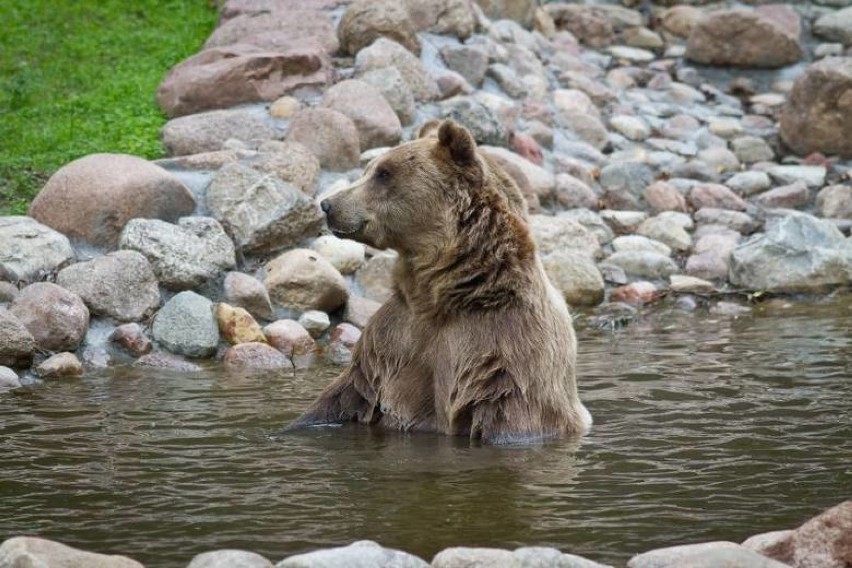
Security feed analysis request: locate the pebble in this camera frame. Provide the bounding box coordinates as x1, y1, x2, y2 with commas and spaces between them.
725, 171, 771, 196
670, 275, 715, 294
298, 311, 331, 339
766, 165, 827, 188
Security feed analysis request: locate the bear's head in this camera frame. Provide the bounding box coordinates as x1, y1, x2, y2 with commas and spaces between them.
320, 120, 487, 255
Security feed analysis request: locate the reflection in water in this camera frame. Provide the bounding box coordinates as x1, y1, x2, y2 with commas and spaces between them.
1, 296, 850, 566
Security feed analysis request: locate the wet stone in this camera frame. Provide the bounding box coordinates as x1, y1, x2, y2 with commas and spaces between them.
37, 352, 84, 379
110, 323, 153, 358
223, 342, 293, 372
264, 320, 316, 358
133, 352, 202, 373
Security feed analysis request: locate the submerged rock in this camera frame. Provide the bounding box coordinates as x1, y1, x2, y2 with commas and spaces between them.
0, 217, 75, 282
729, 213, 852, 292
133, 352, 202, 373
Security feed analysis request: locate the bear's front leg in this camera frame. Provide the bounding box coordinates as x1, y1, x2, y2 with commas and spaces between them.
288, 364, 378, 428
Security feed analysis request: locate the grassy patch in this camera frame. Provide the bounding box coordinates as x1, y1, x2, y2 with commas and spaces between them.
0, 0, 217, 215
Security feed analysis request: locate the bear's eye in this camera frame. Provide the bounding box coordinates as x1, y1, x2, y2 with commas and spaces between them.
374, 167, 391, 182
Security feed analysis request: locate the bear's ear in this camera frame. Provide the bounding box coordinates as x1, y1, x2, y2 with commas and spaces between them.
416, 119, 441, 139
437, 120, 477, 166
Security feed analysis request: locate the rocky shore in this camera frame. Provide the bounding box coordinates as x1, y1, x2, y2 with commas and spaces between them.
1, 0, 851, 383
0, 500, 848, 567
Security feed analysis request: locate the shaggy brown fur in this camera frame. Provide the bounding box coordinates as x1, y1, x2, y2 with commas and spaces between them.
291, 121, 592, 443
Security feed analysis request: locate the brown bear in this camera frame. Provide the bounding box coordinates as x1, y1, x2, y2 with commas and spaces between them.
291, 120, 592, 444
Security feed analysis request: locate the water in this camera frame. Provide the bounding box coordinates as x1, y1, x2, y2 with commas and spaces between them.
1, 296, 850, 566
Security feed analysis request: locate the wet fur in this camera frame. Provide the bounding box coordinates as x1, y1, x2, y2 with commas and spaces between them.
291, 121, 591, 444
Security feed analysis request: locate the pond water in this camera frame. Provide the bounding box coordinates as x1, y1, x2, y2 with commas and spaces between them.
1, 295, 850, 567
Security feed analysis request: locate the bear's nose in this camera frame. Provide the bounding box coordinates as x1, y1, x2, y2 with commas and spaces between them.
320, 199, 331, 214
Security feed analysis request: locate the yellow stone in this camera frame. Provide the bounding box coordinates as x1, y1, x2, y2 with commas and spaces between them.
215, 303, 267, 345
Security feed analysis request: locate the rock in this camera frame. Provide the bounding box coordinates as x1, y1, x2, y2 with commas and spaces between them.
353, 251, 397, 303
56, 251, 160, 322
223, 342, 293, 371
711, 301, 754, 316
670, 274, 715, 294
730, 212, 852, 291
686, 230, 740, 281
359, 67, 416, 126
269, 96, 301, 119
552, 173, 598, 210
264, 319, 316, 357
726, 171, 771, 196
156, 43, 331, 118
817, 185, 852, 219
310, 236, 366, 276
694, 208, 759, 234
557, 110, 609, 151
0, 366, 21, 390
277, 540, 427, 568
224, 272, 275, 322
510, 133, 543, 167
355, 38, 439, 101
662, 6, 703, 38
9, 283, 88, 352
0, 282, 17, 303
599, 210, 648, 234
344, 295, 382, 328
481, 146, 555, 199
207, 163, 323, 255
644, 181, 688, 214
708, 118, 744, 140
245, 140, 321, 196
432, 548, 515, 568
1, 219, 73, 288
476, 0, 536, 28
747, 500, 852, 568
547, 4, 615, 47
133, 352, 201, 372
152, 291, 219, 358
36, 352, 84, 379
204, 9, 337, 54
628, 541, 789, 568
622, 27, 664, 50
322, 80, 402, 151
216, 303, 267, 345
0, 309, 35, 368
285, 108, 361, 171
442, 98, 507, 147
406, 0, 475, 39
780, 58, 852, 158
529, 215, 600, 259
440, 45, 489, 87
29, 154, 196, 249
161, 108, 278, 156
610, 281, 659, 306
697, 147, 740, 174
686, 9, 802, 68
741, 530, 795, 560
265, 249, 348, 312
542, 251, 605, 307
731, 136, 774, 164
0, 536, 143, 568
637, 215, 693, 252
814, 7, 852, 45
600, 162, 654, 210
326, 323, 363, 366
338, 0, 420, 56
515, 547, 612, 568
689, 183, 747, 211
557, 209, 613, 245
610, 115, 650, 141
119, 217, 236, 290
753, 181, 810, 209
607, 45, 655, 63
766, 165, 827, 189
187, 549, 274, 568
298, 311, 331, 339
110, 323, 153, 358
603, 251, 678, 281
612, 235, 672, 257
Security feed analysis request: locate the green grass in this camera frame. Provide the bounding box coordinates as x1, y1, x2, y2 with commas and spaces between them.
0, 0, 217, 215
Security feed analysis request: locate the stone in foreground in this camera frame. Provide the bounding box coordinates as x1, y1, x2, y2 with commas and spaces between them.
628, 541, 792, 568
152, 291, 219, 358
29, 154, 195, 248
9, 283, 89, 352
542, 251, 606, 307
0, 536, 143, 568
0, 366, 21, 390
36, 352, 84, 379
188, 549, 274, 568
216, 303, 267, 345
0, 217, 75, 282
276, 539, 427, 568
223, 342, 294, 372
0, 309, 36, 368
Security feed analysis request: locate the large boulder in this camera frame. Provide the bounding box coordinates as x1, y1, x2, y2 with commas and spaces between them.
359, 67, 416, 126
156, 43, 331, 118
244, 140, 321, 196
338, 0, 421, 56
0, 537, 143, 568
528, 215, 600, 258
0, 309, 36, 368
119, 217, 236, 290
152, 291, 220, 358
813, 6, 852, 45
542, 251, 605, 307
779, 57, 852, 158
204, 9, 338, 55
56, 251, 160, 322
355, 38, 440, 101
264, 249, 348, 312
321, 80, 402, 150
285, 108, 361, 171
206, 163, 323, 254
685, 9, 803, 68
0, 216, 75, 282
161, 108, 279, 156
9, 282, 89, 352
730, 212, 852, 292
29, 154, 196, 249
